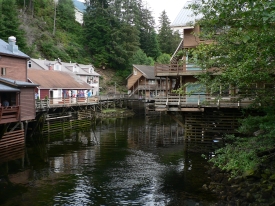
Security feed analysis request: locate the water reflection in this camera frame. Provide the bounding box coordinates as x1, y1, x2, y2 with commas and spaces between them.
0, 115, 217, 205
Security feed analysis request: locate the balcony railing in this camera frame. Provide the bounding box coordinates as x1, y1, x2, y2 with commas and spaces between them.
0, 106, 20, 124
155, 63, 202, 76
35, 94, 129, 110
155, 94, 253, 111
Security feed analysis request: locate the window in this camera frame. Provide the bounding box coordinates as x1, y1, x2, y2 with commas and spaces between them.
148, 80, 155, 84
54, 64, 61, 71
133, 69, 137, 75
28, 61, 32, 68
1, 68, 6, 76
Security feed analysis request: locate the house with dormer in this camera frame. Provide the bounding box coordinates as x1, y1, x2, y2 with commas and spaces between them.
28, 58, 100, 98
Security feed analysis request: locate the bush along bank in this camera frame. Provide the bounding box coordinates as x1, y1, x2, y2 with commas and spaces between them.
96, 108, 135, 118
202, 162, 275, 206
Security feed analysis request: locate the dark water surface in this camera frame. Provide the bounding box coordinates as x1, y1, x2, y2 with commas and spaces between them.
0, 115, 217, 206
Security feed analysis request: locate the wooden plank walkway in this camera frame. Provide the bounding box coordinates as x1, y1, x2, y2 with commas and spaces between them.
155, 94, 253, 111
35, 94, 129, 111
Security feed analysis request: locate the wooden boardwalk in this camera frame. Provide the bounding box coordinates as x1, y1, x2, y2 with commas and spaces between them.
155, 94, 253, 112
35, 94, 129, 111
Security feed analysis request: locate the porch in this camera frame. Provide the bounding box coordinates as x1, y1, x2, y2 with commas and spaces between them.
0, 106, 20, 124
155, 63, 202, 77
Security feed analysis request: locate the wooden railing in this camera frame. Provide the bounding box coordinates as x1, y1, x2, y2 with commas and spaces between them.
0, 106, 20, 124
35, 94, 129, 110
155, 94, 252, 111
155, 63, 203, 76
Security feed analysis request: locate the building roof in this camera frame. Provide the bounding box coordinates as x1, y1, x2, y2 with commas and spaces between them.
31, 58, 49, 70
0, 84, 20, 92
28, 69, 92, 89
0, 77, 38, 87
0, 39, 29, 59
132, 65, 156, 79
171, 0, 203, 28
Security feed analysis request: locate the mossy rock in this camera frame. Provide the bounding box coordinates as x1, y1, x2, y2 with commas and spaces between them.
269, 174, 275, 181
243, 169, 261, 179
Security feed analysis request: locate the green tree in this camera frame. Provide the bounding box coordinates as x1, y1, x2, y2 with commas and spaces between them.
191, 0, 275, 106
135, 2, 161, 59
156, 53, 171, 64
56, 0, 77, 32
131, 49, 154, 65
190, 0, 275, 177
0, 0, 27, 51
84, 0, 111, 68
84, 0, 140, 70
157, 10, 176, 55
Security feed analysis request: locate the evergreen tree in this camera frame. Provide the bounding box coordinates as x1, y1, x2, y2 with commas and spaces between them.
135, 1, 161, 60
84, 0, 140, 70
84, 0, 112, 68
157, 10, 175, 55
131, 49, 154, 65
0, 0, 27, 51
56, 0, 77, 32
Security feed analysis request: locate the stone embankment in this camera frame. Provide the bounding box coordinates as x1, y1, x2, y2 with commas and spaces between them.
203, 163, 275, 206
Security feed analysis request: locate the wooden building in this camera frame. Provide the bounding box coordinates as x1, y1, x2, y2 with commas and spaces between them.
28, 69, 92, 104
29, 58, 101, 96
0, 36, 38, 151
127, 65, 171, 100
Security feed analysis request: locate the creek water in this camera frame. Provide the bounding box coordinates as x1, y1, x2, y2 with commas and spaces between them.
0, 115, 217, 206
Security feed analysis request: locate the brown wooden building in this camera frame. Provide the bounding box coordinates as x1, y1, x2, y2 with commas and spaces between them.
127, 65, 171, 100
0, 36, 38, 148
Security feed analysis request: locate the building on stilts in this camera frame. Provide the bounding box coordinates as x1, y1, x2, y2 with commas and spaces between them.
0, 36, 38, 161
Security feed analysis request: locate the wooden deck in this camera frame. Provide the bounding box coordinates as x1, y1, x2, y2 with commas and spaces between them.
0, 106, 20, 124
35, 94, 128, 111
155, 63, 203, 77
155, 94, 252, 112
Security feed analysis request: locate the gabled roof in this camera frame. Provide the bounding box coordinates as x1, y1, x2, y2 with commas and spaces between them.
171, 0, 203, 28
132, 65, 156, 79
0, 39, 29, 59
28, 69, 92, 89
77, 64, 100, 76
31, 58, 49, 70
30, 58, 101, 76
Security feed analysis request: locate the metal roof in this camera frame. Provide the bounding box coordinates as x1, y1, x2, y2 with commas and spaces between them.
0, 39, 29, 59
28, 69, 92, 89
171, 0, 203, 28
0, 84, 20, 92
0, 77, 38, 87
132, 65, 156, 79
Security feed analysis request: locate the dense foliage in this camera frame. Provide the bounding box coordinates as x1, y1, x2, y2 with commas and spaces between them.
191, 0, 275, 176
0, 0, 181, 81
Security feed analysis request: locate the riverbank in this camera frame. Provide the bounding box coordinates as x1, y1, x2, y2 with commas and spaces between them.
203, 161, 275, 205
96, 108, 135, 118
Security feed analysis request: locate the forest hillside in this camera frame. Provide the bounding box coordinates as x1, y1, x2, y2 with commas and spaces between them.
0, 0, 181, 93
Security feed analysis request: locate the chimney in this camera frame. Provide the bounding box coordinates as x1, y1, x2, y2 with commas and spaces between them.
7, 36, 19, 54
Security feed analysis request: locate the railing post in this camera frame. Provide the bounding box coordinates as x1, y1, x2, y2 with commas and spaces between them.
198, 94, 200, 106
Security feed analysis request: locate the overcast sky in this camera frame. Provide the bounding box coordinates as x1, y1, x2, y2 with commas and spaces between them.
146, 0, 187, 25
78, 0, 187, 25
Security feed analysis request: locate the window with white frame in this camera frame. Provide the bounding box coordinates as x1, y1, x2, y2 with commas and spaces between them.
133, 69, 137, 75
1, 68, 6, 76
54, 64, 61, 71
148, 80, 155, 84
